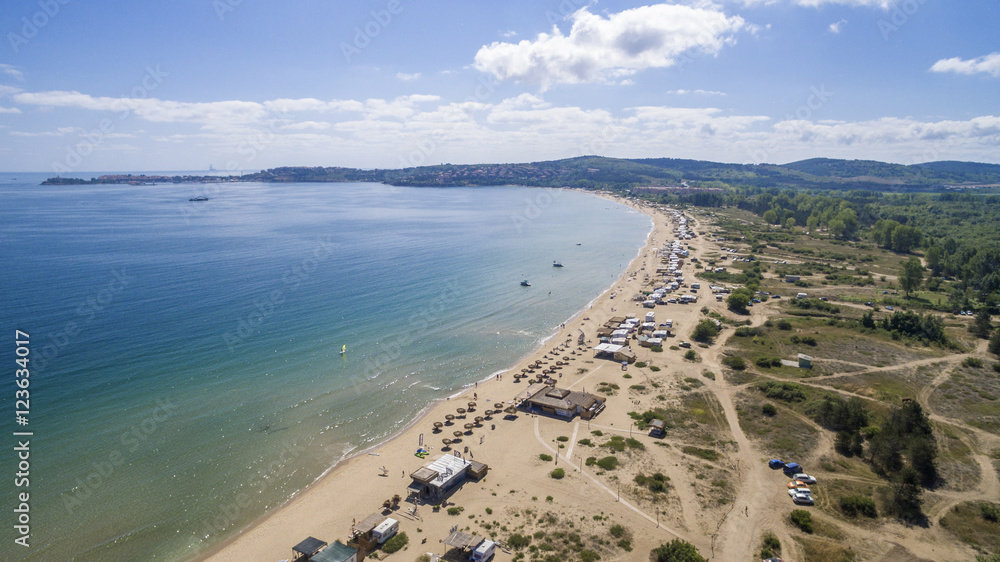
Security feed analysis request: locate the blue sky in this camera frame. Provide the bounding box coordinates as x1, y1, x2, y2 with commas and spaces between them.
0, 0, 997, 173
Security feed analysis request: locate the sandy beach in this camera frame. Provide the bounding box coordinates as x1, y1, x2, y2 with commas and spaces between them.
203, 196, 721, 562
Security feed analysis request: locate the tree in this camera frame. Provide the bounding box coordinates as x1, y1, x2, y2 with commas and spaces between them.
785, 217, 796, 229
925, 245, 943, 275
989, 330, 1000, 356
763, 209, 778, 224
727, 292, 751, 314
899, 257, 925, 296
970, 310, 994, 339
887, 467, 924, 522
692, 319, 720, 343
891, 225, 922, 253
650, 539, 707, 562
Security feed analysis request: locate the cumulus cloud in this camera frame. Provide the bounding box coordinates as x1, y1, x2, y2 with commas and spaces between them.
396, 72, 421, 81
0, 64, 24, 81
828, 19, 847, 33
666, 89, 727, 96
930, 52, 1000, 77
0, 106, 21, 114
737, 0, 894, 7
473, 4, 745, 89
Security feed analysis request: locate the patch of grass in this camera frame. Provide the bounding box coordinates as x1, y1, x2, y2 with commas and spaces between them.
839, 496, 878, 518
556, 436, 569, 442
790, 509, 813, 533
382, 532, 408, 554
591, 430, 603, 437
577, 438, 593, 447
550, 468, 565, 479
682, 446, 719, 461
596, 456, 619, 470
539, 453, 553, 462
650, 365, 661, 372
635, 361, 647, 368
940, 502, 1000, 552
447, 506, 464, 516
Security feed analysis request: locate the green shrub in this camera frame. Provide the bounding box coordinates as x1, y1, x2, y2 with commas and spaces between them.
682, 446, 719, 461
760, 533, 781, 558
539, 453, 553, 462
790, 509, 813, 533
447, 506, 464, 516
596, 456, 619, 470
649, 365, 661, 371
651, 539, 706, 562
556, 436, 569, 442
550, 468, 565, 479
635, 361, 647, 368
485, 507, 493, 515
735, 326, 761, 337
609, 524, 627, 538
684, 350, 697, 361
777, 319, 793, 330
756, 381, 806, 402
762, 403, 777, 417
580, 549, 601, 562
585, 456, 597, 466
382, 531, 408, 553
651, 346, 663, 352
722, 356, 746, 370
577, 438, 593, 446
981, 502, 1000, 523
963, 357, 984, 369
507, 533, 531, 549
840, 495, 878, 518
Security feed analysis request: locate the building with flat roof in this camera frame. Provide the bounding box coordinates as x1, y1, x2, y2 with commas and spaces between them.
408, 453, 486, 502
516, 383, 606, 420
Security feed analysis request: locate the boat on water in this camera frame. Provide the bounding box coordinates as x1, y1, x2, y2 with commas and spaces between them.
520, 280, 531, 287
189, 195, 210, 201
340, 344, 347, 355
552, 261, 564, 267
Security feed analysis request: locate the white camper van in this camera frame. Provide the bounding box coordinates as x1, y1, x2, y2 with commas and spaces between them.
372, 518, 398, 544
472, 539, 496, 561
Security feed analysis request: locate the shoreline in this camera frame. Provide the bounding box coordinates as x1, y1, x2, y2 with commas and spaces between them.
200, 192, 657, 562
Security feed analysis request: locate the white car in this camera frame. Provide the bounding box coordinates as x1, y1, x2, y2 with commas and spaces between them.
787, 487, 812, 497
791, 493, 814, 505
792, 473, 816, 484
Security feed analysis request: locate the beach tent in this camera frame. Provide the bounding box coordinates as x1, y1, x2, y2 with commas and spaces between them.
311, 541, 358, 562
291, 536, 327, 561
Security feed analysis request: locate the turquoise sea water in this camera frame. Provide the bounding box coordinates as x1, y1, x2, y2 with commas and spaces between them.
0, 175, 649, 560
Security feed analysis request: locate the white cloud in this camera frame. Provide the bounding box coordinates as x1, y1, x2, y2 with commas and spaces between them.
9, 126, 81, 137
736, 0, 894, 7
666, 89, 727, 96
396, 72, 421, 81
0, 84, 23, 96
930, 52, 1000, 78
473, 5, 746, 89
283, 121, 332, 131
501, 30, 517, 38
828, 19, 847, 33
0, 106, 21, 114
0, 64, 24, 81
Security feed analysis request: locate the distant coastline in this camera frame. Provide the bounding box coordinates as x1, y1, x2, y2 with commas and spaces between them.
39, 155, 1000, 192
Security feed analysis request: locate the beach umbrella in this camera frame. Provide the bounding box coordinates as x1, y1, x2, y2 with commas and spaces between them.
433, 421, 443, 431
494, 403, 503, 410
521, 368, 529, 373
468, 401, 476, 409
474, 416, 484, 425
453, 430, 463, 438
442, 438, 452, 448
463, 423, 474, 432
456, 407, 466, 415
445, 414, 455, 423
563, 356, 570, 361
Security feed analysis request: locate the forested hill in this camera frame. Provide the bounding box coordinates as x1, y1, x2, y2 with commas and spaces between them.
42, 156, 1000, 192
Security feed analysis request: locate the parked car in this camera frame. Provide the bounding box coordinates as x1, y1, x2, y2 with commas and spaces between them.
886, 306, 894, 311
787, 480, 809, 489
772, 295, 781, 299
782, 462, 801, 475
820, 297, 828, 301
678, 341, 691, 348
787, 487, 812, 497
768, 459, 785, 469
792, 473, 816, 484
792, 493, 814, 505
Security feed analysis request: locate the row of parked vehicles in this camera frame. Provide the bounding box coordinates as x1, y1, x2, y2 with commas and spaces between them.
768, 459, 817, 505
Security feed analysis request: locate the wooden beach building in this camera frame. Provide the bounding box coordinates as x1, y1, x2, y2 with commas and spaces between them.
311, 541, 358, 562
291, 536, 327, 561
516, 382, 606, 420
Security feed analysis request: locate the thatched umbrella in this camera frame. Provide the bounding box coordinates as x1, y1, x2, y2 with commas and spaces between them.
563, 356, 570, 361
474, 416, 484, 425
445, 414, 455, 424
467, 401, 476, 410
442, 438, 452, 449
521, 368, 529, 373
494, 403, 504, 410
453, 430, 463, 438
456, 407, 467, 416
463, 423, 474, 433
433, 421, 444, 432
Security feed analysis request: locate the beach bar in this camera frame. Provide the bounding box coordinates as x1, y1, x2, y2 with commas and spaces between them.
310, 541, 358, 562
516, 382, 606, 420
291, 536, 327, 561
408, 453, 487, 502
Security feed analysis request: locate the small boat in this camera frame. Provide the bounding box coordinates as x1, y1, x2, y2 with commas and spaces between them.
553, 261, 564, 268
576, 243, 581, 245
189, 195, 209, 201
340, 344, 347, 355
520, 280, 531, 287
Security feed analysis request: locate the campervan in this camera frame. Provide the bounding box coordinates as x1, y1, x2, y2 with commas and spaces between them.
372, 518, 399, 544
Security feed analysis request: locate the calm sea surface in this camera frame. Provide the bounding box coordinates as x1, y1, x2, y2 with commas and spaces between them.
0, 175, 649, 560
